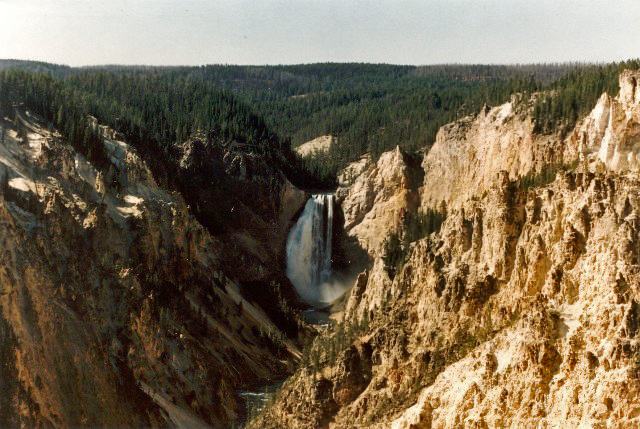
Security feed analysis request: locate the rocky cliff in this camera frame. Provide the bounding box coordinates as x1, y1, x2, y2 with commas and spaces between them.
336, 147, 421, 257
0, 110, 305, 428
568, 70, 640, 173
253, 70, 640, 428
295, 135, 335, 158
420, 93, 568, 211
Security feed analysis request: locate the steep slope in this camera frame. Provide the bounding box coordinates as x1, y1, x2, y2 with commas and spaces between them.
568, 69, 640, 172
295, 135, 335, 157
173, 131, 307, 284
253, 70, 640, 428
420, 93, 569, 210
0, 110, 303, 428
336, 147, 421, 257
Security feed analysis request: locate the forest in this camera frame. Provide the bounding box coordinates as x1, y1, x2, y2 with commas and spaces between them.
532, 60, 640, 136
0, 66, 309, 191
1, 60, 639, 185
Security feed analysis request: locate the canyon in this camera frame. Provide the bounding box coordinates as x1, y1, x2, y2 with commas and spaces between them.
2, 67, 640, 429
252, 70, 640, 428
0, 110, 307, 428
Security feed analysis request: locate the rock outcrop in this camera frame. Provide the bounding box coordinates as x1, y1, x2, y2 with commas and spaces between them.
336, 147, 421, 257
254, 70, 640, 429
421, 94, 567, 211
0, 111, 303, 428
568, 70, 640, 172
173, 131, 307, 283
295, 135, 335, 157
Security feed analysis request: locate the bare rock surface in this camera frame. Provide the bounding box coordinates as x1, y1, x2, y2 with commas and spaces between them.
568, 70, 640, 172
336, 146, 420, 257
421, 94, 566, 211
295, 135, 335, 157
254, 70, 640, 429
0, 111, 303, 428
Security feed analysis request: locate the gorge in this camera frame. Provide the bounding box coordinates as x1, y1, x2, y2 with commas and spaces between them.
249, 68, 640, 429
3, 61, 640, 429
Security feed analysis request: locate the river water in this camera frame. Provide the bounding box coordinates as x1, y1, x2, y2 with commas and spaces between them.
238, 194, 342, 427
237, 381, 283, 427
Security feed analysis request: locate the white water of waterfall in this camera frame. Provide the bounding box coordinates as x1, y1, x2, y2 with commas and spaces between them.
286, 194, 344, 305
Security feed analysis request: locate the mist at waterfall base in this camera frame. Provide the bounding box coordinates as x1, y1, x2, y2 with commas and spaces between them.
286, 194, 349, 307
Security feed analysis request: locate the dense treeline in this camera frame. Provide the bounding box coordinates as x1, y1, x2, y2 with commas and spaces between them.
175, 62, 639, 179
0, 70, 112, 169
0, 68, 316, 189
160, 62, 611, 180
0, 68, 288, 152
411, 63, 581, 83
0, 61, 549, 185
2, 60, 639, 187
175, 63, 559, 179
533, 60, 640, 136
0, 59, 70, 74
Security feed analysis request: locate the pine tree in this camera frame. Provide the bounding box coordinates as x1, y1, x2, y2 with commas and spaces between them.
0, 166, 8, 195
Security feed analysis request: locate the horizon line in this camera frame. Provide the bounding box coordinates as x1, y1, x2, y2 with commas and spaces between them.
3, 57, 639, 69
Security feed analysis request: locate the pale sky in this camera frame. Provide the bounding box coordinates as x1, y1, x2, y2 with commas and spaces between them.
0, 0, 638, 66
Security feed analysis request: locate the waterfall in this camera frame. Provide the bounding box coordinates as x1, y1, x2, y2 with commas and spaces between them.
286, 194, 342, 305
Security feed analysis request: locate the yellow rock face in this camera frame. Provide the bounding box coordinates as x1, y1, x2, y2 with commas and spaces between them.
256, 70, 640, 429
295, 135, 335, 157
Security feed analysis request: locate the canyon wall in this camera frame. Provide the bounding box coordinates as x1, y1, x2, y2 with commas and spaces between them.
0, 111, 305, 428
255, 70, 640, 428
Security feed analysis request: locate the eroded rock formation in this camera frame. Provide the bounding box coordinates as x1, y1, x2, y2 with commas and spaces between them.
0, 111, 304, 428
254, 70, 640, 428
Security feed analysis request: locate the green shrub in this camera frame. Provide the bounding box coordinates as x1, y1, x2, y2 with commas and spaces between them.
519, 159, 579, 191
382, 209, 445, 279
